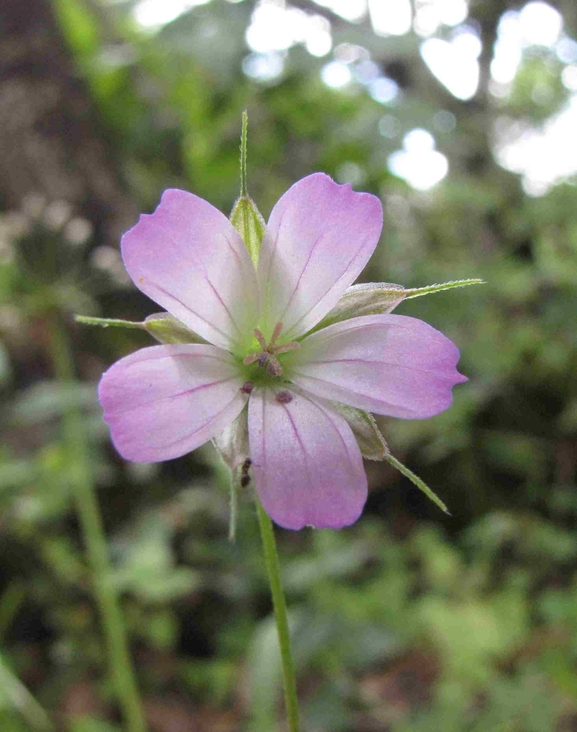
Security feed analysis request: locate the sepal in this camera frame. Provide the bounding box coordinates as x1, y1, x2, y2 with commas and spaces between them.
215, 410, 251, 542
387, 454, 450, 514
75, 315, 146, 330
403, 278, 484, 300
312, 283, 407, 332
330, 402, 389, 460
212, 408, 250, 469
230, 111, 265, 266
311, 278, 484, 333
75, 312, 207, 346
144, 312, 207, 344
230, 195, 265, 266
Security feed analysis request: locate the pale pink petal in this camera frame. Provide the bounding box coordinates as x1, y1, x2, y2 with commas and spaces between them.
248, 388, 367, 530
122, 190, 259, 352
257, 174, 383, 341
289, 314, 467, 419
99, 345, 247, 462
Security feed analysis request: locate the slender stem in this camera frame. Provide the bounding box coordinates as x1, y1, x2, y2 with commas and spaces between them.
240, 110, 248, 197
229, 469, 239, 543
0, 582, 25, 640
47, 313, 147, 732
255, 500, 300, 732
0, 652, 54, 731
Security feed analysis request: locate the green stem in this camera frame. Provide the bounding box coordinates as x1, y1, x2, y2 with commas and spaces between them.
47, 313, 147, 732
0, 652, 54, 731
255, 500, 300, 732
229, 469, 239, 543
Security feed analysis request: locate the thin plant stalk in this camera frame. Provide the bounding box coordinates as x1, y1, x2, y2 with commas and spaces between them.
47, 313, 147, 732
0, 652, 54, 731
255, 499, 300, 732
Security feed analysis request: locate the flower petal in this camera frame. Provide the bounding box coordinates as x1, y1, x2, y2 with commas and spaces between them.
289, 314, 467, 419
257, 174, 383, 341
99, 345, 247, 462
248, 388, 367, 530
122, 189, 259, 352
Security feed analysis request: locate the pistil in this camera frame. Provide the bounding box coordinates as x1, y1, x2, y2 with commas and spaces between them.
243, 322, 299, 377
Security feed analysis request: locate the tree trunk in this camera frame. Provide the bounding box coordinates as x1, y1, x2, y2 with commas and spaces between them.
0, 0, 136, 244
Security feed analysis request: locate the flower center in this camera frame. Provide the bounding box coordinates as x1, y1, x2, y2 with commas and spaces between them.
242, 321, 299, 378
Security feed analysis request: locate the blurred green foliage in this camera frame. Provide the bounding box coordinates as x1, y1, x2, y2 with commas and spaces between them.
1, 0, 577, 729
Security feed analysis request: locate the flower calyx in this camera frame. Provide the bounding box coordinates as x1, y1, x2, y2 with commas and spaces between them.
243, 322, 299, 378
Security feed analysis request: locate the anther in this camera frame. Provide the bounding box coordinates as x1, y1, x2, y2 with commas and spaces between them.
275, 390, 293, 404
253, 328, 268, 350
275, 342, 300, 355
267, 356, 283, 377
240, 382, 254, 394
243, 322, 300, 378
270, 321, 284, 346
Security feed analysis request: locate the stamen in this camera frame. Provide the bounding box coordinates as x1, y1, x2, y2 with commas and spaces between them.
253, 328, 268, 350
267, 355, 283, 377
270, 321, 284, 347
240, 382, 254, 394
275, 342, 300, 355
244, 322, 299, 379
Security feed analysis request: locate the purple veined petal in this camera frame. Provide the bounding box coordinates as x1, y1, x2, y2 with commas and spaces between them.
248, 387, 368, 530
99, 344, 248, 462
257, 174, 383, 342
122, 190, 259, 353
289, 314, 467, 419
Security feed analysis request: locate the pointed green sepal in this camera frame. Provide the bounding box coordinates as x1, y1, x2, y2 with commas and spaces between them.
230, 195, 266, 266
143, 313, 208, 345
313, 283, 407, 332
403, 278, 485, 299
76, 312, 207, 345
212, 409, 250, 470
230, 110, 265, 265
310, 278, 484, 333
214, 410, 251, 543
387, 454, 450, 514
74, 315, 146, 330
331, 402, 389, 460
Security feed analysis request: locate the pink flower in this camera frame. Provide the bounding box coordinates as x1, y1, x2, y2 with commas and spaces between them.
99, 174, 466, 530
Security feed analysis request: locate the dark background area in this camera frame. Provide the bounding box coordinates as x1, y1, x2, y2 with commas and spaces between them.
1, 0, 577, 729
